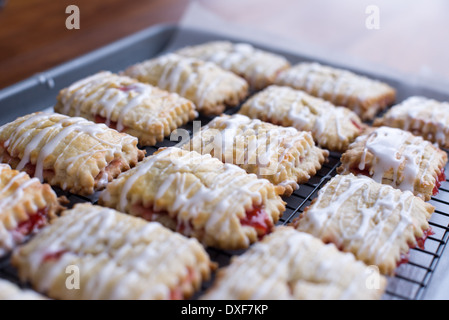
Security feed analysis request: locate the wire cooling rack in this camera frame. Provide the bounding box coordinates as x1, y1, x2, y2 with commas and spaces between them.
1, 107, 449, 300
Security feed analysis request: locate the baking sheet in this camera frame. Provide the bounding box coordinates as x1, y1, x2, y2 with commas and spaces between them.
0, 23, 448, 300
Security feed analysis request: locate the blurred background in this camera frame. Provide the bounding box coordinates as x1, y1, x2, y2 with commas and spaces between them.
0, 0, 448, 90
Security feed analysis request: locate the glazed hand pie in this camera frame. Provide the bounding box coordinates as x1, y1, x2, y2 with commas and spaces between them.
54, 71, 198, 147
239, 85, 364, 152
0, 164, 61, 257
274, 62, 396, 121
182, 114, 329, 196
176, 41, 290, 91
99, 147, 286, 250
292, 174, 434, 275
203, 227, 386, 300
0, 112, 145, 196
123, 53, 249, 115
338, 126, 447, 201
0, 279, 47, 300
12, 203, 213, 300
374, 96, 449, 149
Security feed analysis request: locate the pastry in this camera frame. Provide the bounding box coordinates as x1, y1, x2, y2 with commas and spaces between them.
12, 203, 213, 300
238, 85, 364, 152
374, 96, 449, 149
123, 53, 249, 115
54, 71, 198, 146
275, 62, 396, 120
0, 164, 60, 257
292, 174, 434, 275
0, 279, 47, 300
203, 227, 386, 300
176, 41, 290, 90
0, 112, 145, 195
338, 126, 447, 201
98, 147, 286, 250
183, 113, 329, 196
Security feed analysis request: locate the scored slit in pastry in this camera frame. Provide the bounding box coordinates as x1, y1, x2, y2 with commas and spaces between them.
274, 62, 396, 121
182, 114, 329, 196
12, 203, 213, 300
98, 147, 286, 250
0, 112, 145, 196
202, 227, 386, 300
176, 41, 291, 91
239, 85, 364, 152
338, 126, 448, 201
374, 96, 449, 149
0, 164, 62, 258
292, 174, 435, 275
123, 53, 249, 116
54, 71, 198, 147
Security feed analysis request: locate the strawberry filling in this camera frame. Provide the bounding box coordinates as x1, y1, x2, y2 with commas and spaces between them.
240, 205, 273, 239
42, 250, 69, 262
15, 208, 48, 236
433, 169, 446, 196
351, 119, 363, 132
169, 267, 196, 300
397, 227, 434, 267
94, 115, 128, 132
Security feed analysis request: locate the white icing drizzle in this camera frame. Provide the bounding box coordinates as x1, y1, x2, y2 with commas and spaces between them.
300, 174, 417, 266
151, 54, 228, 109
204, 228, 380, 300
102, 147, 273, 239
279, 62, 383, 105
355, 127, 428, 192
3, 113, 136, 184
177, 41, 289, 88
243, 86, 356, 144
193, 114, 314, 188
0, 165, 45, 256
20, 205, 209, 300
384, 96, 449, 146
59, 71, 181, 133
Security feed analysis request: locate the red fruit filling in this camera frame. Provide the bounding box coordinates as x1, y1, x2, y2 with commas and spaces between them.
433, 169, 446, 196
397, 228, 434, 267
94, 115, 128, 132
351, 119, 363, 132
169, 267, 196, 300
240, 205, 273, 239
14, 208, 48, 236
42, 250, 69, 262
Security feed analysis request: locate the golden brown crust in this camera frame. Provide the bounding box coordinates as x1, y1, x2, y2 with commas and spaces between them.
239, 85, 364, 152
0, 112, 145, 195
275, 62, 396, 121
99, 147, 286, 250
12, 203, 213, 300
176, 41, 291, 91
123, 53, 249, 116
338, 127, 448, 201
374, 96, 449, 149
292, 174, 434, 275
183, 114, 328, 196
203, 227, 387, 300
54, 71, 198, 147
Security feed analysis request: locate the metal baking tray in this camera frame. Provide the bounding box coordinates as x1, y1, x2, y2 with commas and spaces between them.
1, 24, 449, 300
